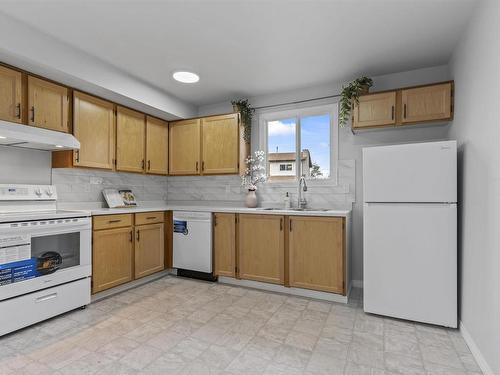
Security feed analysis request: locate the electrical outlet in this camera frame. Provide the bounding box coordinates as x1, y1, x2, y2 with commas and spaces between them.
89, 177, 103, 185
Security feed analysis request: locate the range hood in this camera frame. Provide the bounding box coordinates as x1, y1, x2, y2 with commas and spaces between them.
0, 120, 79, 151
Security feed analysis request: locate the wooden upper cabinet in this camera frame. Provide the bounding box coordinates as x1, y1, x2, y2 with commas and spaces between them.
201, 114, 239, 175
238, 214, 285, 285
352, 91, 397, 129
288, 216, 345, 294
28, 76, 69, 133
214, 213, 236, 277
73, 92, 115, 169
116, 106, 145, 173
401, 82, 453, 124
169, 118, 201, 175
135, 223, 165, 279
92, 226, 134, 294
0, 65, 22, 123
146, 116, 168, 175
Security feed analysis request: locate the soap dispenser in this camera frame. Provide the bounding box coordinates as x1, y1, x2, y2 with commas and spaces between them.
284, 192, 291, 209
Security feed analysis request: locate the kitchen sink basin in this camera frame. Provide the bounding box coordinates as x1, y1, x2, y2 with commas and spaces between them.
259, 207, 331, 212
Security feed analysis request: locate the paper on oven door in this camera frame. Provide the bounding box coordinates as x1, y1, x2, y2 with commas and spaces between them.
0, 234, 31, 265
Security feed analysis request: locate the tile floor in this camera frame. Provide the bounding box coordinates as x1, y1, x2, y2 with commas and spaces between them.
0, 276, 482, 375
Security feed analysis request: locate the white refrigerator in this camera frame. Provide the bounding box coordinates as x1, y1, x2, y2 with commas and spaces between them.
363, 140, 457, 328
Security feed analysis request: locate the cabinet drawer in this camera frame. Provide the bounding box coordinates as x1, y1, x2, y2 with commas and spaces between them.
93, 214, 133, 230
135, 211, 165, 225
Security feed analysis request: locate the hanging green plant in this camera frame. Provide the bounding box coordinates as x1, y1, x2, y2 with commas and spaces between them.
231, 99, 254, 143
339, 76, 373, 127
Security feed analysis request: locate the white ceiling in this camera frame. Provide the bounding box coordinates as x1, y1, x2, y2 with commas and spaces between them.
0, 0, 478, 107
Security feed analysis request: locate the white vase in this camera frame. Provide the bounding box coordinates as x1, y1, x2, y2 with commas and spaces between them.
245, 190, 258, 208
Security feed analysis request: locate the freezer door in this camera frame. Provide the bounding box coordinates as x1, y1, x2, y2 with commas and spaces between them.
363, 141, 457, 203
363, 203, 457, 327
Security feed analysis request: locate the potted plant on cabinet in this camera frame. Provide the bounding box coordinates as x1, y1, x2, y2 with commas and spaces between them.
231, 98, 254, 144
241, 150, 267, 208
339, 76, 373, 127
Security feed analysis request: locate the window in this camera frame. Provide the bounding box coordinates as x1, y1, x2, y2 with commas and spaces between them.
260, 104, 338, 183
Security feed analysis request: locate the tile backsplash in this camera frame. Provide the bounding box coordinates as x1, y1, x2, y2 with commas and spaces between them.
52, 168, 167, 204
52, 159, 355, 209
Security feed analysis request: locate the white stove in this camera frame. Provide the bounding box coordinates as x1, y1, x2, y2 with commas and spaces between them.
0, 184, 91, 336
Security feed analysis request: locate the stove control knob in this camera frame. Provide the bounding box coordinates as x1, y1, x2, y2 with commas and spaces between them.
45, 188, 53, 197
34, 188, 42, 197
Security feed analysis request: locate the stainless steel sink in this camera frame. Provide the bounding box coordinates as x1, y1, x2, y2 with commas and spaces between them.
259, 207, 331, 212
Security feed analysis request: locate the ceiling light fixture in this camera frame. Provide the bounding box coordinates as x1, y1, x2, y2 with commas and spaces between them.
55, 145, 63, 148
173, 71, 200, 83
0, 136, 6, 139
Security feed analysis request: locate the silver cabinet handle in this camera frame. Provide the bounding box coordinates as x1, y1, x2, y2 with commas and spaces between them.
35, 293, 58, 303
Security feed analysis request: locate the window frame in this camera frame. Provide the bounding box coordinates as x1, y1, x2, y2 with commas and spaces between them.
259, 103, 339, 185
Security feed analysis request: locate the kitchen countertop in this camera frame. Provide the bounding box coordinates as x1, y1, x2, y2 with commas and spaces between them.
87, 204, 351, 217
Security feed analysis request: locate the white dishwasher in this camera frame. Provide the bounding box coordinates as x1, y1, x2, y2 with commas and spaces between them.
172, 211, 213, 280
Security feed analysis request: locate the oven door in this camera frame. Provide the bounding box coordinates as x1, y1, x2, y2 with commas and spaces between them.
0, 217, 91, 301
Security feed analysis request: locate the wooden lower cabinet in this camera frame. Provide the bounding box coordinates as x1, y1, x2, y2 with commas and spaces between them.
238, 214, 285, 285
134, 223, 165, 279
214, 213, 347, 295
92, 212, 166, 293
288, 216, 345, 294
214, 213, 236, 277
92, 226, 134, 293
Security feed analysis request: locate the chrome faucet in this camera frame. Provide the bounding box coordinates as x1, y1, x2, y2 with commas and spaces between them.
298, 175, 308, 208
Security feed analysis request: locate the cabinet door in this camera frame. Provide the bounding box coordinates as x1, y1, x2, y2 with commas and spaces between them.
92, 227, 133, 293
73, 92, 115, 169
0, 65, 22, 123
289, 216, 345, 294
352, 91, 396, 129
214, 213, 236, 277
135, 223, 165, 279
116, 106, 145, 173
401, 82, 452, 123
169, 119, 200, 175
238, 214, 284, 284
201, 114, 239, 174
28, 76, 69, 133
146, 116, 168, 175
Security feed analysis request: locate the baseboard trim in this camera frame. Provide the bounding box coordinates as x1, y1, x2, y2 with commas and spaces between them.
352, 279, 363, 288
91, 270, 170, 302
460, 321, 495, 375
218, 277, 348, 304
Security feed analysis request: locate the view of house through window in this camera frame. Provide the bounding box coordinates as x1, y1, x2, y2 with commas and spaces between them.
266, 111, 331, 181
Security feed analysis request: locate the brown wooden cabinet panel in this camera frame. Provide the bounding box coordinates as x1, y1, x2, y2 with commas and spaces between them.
201, 114, 239, 175
146, 116, 168, 175
352, 91, 397, 129
73, 92, 115, 169
28, 76, 69, 133
93, 214, 133, 230
135, 211, 164, 226
169, 118, 200, 175
135, 223, 165, 279
401, 82, 452, 123
214, 213, 236, 277
238, 214, 284, 285
0, 65, 22, 123
92, 227, 134, 293
288, 216, 345, 294
116, 106, 145, 173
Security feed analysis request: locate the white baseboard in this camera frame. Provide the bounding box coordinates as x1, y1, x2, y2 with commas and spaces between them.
351, 279, 363, 288
460, 321, 495, 375
218, 277, 348, 304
